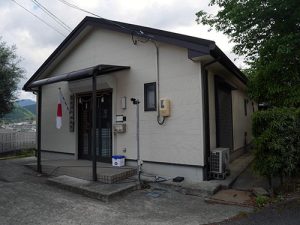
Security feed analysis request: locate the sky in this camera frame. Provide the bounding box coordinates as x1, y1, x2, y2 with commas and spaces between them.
0, 0, 244, 101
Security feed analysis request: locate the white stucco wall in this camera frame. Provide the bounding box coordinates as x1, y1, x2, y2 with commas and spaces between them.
232, 90, 255, 150
40, 28, 205, 167
207, 68, 254, 156
41, 82, 76, 154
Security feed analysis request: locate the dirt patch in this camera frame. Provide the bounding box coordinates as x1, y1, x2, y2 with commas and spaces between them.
206, 189, 255, 207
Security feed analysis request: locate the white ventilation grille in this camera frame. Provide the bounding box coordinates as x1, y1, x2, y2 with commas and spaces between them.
210, 148, 230, 179
210, 151, 221, 173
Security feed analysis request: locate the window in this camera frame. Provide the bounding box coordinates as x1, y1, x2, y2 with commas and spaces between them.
144, 82, 156, 111
244, 99, 248, 116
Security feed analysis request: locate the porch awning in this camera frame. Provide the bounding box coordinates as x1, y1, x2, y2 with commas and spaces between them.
26, 64, 130, 90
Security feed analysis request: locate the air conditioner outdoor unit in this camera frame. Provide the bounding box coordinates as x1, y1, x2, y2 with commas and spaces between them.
210, 148, 230, 179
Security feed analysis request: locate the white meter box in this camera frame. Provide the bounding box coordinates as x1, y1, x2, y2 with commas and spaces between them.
113, 123, 126, 133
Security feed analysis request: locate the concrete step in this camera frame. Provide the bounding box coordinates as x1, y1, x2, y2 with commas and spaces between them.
136, 153, 254, 198
154, 181, 222, 198
25, 162, 137, 184
209, 153, 254, 189
47, 175, 140, 202
98, 167, 137, 184
136, 175, 221, 198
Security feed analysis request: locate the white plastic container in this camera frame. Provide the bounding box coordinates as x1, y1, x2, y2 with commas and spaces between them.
112, 155, 125, 167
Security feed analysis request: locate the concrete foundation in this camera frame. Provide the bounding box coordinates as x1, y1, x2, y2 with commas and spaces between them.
126, 160, 204, 182
47, 175, 139, 202
40, 151, 75, 160
25, 159, 137, 183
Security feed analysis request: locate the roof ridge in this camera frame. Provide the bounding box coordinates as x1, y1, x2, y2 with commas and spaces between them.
23, 16, 246, 91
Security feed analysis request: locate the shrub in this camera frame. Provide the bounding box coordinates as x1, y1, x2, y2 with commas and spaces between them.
255, 195, 270, 208
252, 108, 300, 187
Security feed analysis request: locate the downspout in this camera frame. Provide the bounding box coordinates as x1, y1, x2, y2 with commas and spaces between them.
37, 86, 42, 173
202, 57, 221, 180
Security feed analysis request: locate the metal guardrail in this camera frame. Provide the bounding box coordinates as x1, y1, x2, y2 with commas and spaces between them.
0, 132, 36, 153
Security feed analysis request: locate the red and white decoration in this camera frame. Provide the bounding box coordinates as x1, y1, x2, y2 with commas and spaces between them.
56, 91, 63, 129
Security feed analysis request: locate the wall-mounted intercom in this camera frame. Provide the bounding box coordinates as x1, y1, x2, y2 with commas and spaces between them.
159, 98, 171, 117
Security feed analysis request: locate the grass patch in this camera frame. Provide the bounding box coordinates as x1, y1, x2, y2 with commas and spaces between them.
0, 149, 35, 160
255, 195, 270, 208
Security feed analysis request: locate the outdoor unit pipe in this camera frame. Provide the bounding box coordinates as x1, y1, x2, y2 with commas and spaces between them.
131, 34, 165, 125
151, 41, 165, 125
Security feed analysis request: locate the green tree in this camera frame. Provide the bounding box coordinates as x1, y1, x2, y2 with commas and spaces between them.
197, 1, 300, 191
0, 37, 24, 117
252, 108, 300, 193
196, 0, 300, 107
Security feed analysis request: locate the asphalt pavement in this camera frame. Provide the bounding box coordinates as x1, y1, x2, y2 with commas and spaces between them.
1, 157, 299, 225
0, 157, 251, 225
210, 198, 300, 225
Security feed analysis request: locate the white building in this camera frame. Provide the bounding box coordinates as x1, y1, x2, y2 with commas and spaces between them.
24, 17, 256, 182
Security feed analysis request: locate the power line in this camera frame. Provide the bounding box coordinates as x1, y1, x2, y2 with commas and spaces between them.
10, 0, 67, 37
56, 0, 156, 45
31, 0, 72, 32
55, 0, 144, 35
56, 0, 156, 44
56, 0, 102, 19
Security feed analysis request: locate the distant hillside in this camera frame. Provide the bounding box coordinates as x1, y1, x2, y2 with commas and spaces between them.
1, 104, 35, 123
23, 104, 36, 115
16, 99, 36, 107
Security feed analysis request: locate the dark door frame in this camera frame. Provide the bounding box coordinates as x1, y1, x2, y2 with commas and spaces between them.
214, 75, 234, 151
77, 89, 113, 162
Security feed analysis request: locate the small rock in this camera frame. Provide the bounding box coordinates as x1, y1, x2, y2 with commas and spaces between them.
253, 187, 269, 196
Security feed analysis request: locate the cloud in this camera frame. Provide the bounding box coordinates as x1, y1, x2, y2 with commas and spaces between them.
0, 0, 243, 100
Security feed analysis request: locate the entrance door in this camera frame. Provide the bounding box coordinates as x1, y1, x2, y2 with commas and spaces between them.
78, 91, 112, 162
215, 77, 233, 151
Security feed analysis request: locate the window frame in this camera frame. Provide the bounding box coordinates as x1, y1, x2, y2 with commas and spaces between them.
144, 82, 157, 111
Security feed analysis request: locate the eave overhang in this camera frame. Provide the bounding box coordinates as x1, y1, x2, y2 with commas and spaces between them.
25, 64, 130, 91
